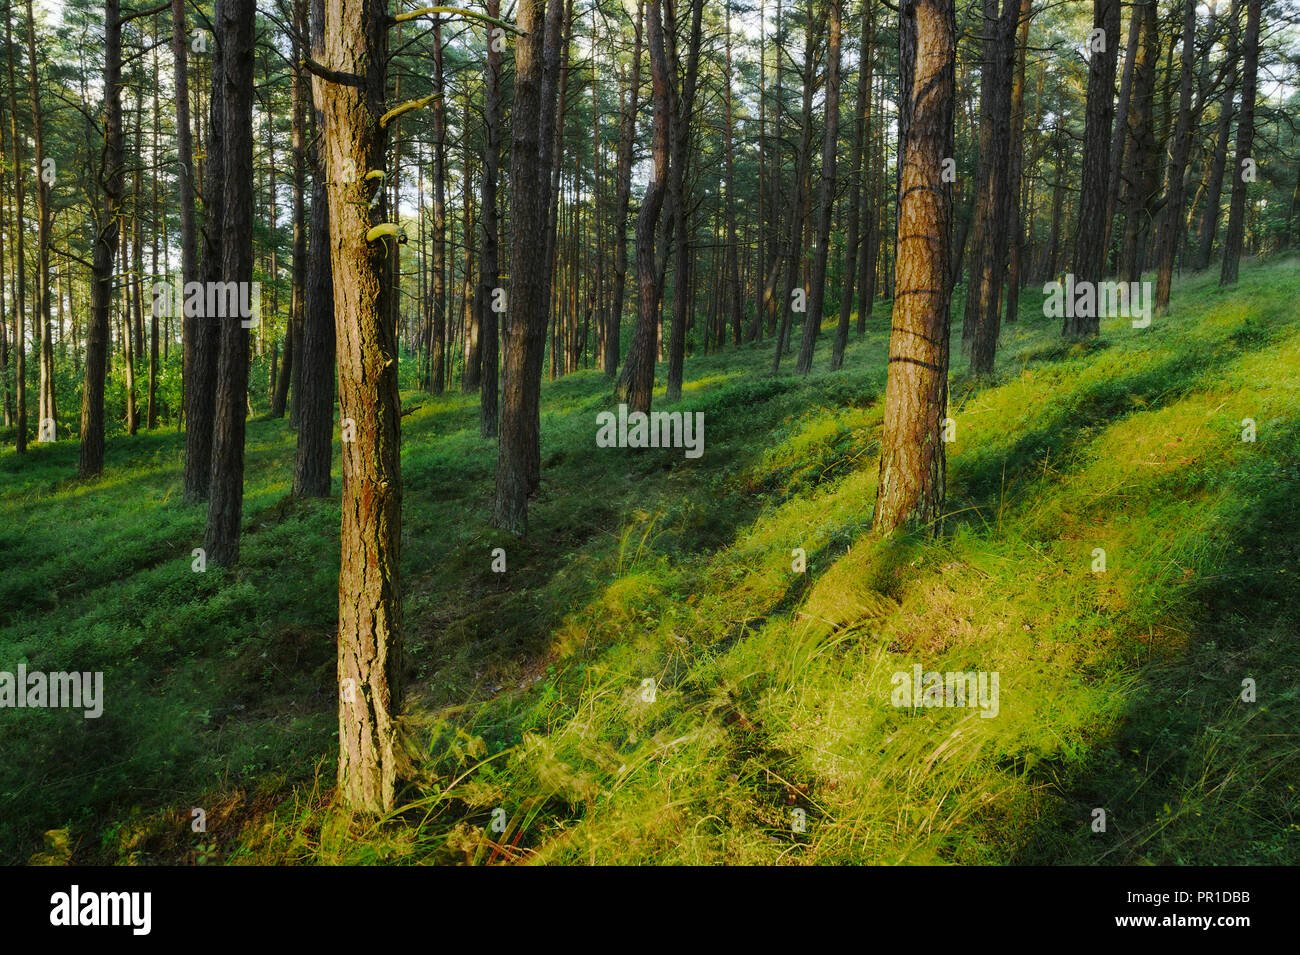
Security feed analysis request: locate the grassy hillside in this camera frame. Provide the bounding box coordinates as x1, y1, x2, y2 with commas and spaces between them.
2, 259, 1297, 865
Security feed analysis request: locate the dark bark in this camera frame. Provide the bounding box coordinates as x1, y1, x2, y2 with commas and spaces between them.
477, 0, 504, 436
1065, 0, 1121, 338
613, 0, 670, 415
1219, 0, 1259, 286
293, 0, 335, 497
1154, 0, 1198, 312
78, 0, 124, 477
203, 0, 255, 568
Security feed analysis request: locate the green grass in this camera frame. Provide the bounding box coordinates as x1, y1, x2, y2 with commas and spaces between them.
2, 259, 1298, 865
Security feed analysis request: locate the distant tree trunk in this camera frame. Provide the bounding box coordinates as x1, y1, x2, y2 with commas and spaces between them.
203, 0, 255, 568
832, 0, 874, 371
494, 0, 560, 533
1003, 0, 1032, 325
427, 18, 447, 393
293, 0, 335, 497
874, 0, 955, 535
664, 0, 704, 401
5, 6, 27, 455
185, 0, 226, 500
1219, 0, 1259, 286
172, 0, 198, 434
1154, 0, 1198, 312
78, 0, 124, 477
1102, 0, 1141, 267
1196, 0, 1240, 270
771, 15, 817, 374
279, 0, 308, 423
796, 0, 841, 375
477, 0, 504, 436
1117, 0, 1158, 286
967, 0, 1018, 376
1065, 0, 1121, 338
24, 0, 54, 443
614, 0, 670, 415
606, 0, 642, 378
317, 0, 403, 812
722, 0, 744, 348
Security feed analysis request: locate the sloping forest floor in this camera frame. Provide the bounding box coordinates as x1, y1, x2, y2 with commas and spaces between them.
2, 259, 1298, 865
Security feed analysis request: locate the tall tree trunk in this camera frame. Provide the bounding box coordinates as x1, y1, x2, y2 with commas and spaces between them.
1002, 0, 1032, 326
172, 0, 198, 437
967, 0, 1018, 376
1117, 0, 1159, 286
203, 0, 255, 567
494, 0, 561, 533
606, 0, 642, 378
1196, 0, 1240, 270
185, 2, 226, 500
1065, 0, 1121, 338
78, 0, 124, 477
293, 0, 336, 497
613, 0, 670, 415
1102, 0, 1142, 267
24, 0, 54, 442
771, 13, 817, 374
427, 18, 447, 393
796, 0, 841, 375
1154, 0, 1198, 312
874, 0, 955, 534
1219, 0, 1259, 285
477, 0, 504, 436
722, 0, 744, 349
832, 0, 874, 371
317, 0, 402, 811
665, 0, 704, 400
5, 3, 27, 454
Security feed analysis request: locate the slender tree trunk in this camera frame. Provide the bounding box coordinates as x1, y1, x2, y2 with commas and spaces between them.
24, 0, 54, 442
1219, 0, 1259, 286
477, 0, 504, 436
613, 0, 670, 416
796, 0, 841, 375
494, 0, 561, 533
1196, 0, 1240, 270
606, 0, 642, 378
294, 0, 336, 497
665, 0, 704, 400
185, 3, 226, 500
172, 0, 198, 435
832, 0, 873, 371
1117, 0, 1159, 286
428, 18, 447, 393
1155, 0, 1198, 311
771, 15, 817, 374
6, 4, 27, 454
967, 0, 1017, 376
1003, 0, 1032, 326
1065, 0, 1121, 338
78, 0, 124, 477
203, 0, 255, 567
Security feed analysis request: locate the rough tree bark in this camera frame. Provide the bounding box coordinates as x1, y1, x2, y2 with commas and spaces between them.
203, 0, 255, 568
1065, 0, 1121, 338
293, 0, 335, 497
873, 0, 955, 535
1219, 0, 1259, 286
